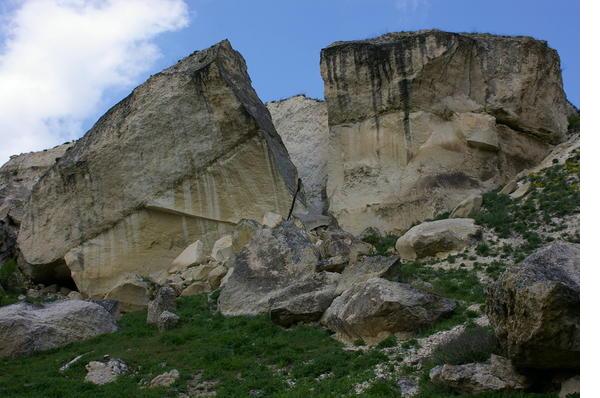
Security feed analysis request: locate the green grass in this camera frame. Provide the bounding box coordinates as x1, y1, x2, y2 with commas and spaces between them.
362, 233, 399, 255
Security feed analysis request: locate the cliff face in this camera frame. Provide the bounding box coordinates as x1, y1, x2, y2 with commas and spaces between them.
320, 30, 569, 234
267, 95, 329, 214
17, 40, 300, 297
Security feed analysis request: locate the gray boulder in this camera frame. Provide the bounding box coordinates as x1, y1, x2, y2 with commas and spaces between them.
157, 311, 180, 332
487, 241, 579, 369
335, 255, 401, 295
321, 277, 455, 344
0, 300, 117, 358
147, 286, 177, 325
429, 355, 528, 394
218, 221, 321, 316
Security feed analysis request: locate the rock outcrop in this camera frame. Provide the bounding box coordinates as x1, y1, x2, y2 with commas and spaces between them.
0, 300, 117, 358
321, 277, 455, 344
429, 355, 528, 394
267, 95, 329, 214
487, 241, 579, 369
320, 30, 569, 234
395, 218, 480, 260
18, 40, 300, 300
0, 143, 73, 265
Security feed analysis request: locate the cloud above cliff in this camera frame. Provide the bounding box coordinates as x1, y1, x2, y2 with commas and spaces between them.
0, 0, 189, 164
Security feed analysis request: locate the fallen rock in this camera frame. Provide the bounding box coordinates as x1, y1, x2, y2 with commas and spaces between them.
267, 95, 329, 214
429, 355, 528, 394
59, 352, 89, 373
450, 194, 483, 218
207, 265, 228, 289
18, 40, 300, 300
335, 255, 401, 295
158, 311, 180, 332
85, 358, 128, 385
0, 300, 117, 358
104, 275, 151, 312
487, 241, 579, 369
149, 369, 180, 388
316, 255, 349, 273
91, 299, 121, 320
170, 240, 205, 273
321, 30, 566, 235
180, 281, 212, 296
218, 221, 320, 316
395, 218, 480, 260
321, 278, 455, 344
231, 219, 261, 253
211, 235, 233, 263
509, 181, 531, 199
269, 274, 339, 327
147, 286, 176, 325
317, 228, 374, 262
261, 212, 284, 228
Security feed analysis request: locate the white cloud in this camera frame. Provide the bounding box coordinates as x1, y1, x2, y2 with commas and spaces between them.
0, 0, 189, 164
395, 0, 430, 22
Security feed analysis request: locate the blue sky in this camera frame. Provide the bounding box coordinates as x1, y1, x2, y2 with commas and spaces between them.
0, 0, 580, 162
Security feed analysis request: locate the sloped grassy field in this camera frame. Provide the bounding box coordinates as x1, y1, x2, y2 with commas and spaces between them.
0, 294, 559, 398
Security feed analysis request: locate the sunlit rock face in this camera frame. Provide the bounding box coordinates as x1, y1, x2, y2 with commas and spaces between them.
320, 30, 569, 234
18, 40, 299, 298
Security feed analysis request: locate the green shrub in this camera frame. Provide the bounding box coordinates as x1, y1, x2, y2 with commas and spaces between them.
376, 335, 397, 349
362, 234, 398, 255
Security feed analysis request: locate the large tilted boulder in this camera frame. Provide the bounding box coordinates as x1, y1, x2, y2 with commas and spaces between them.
267, 95, 329, 214
395, 218, 480, 260
429, 355, 528, 394
487, 241, 580, 369
218, 221, 325, 316
334, 255, 401, 294
320, 30, 569, 234
0, 143, 73, 266
0, 300, 117, 358
321, 277, 455, 344
17, 40, 300, 302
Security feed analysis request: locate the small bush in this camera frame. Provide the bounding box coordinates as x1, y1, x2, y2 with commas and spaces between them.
376, 335, 397, 349
362, 234, 398, 255
427, 325, 499, 367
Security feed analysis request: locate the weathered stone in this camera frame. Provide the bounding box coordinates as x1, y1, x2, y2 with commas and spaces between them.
231, 219, 261, 253
261, 211, 284, 228
335, 255, 401, 295
267, 95, 329, 214
429, 355, 528, 394
18, 40, 300, 300
181, 263, 217, 282
321, 278, 455, 344
450, 194, 483, 218
487, 241, 579, 369
91, 299, 121, 320
211, 234, 233, 263
395, 218, 480, 260
509, 181, 531, 199
180, 281, 212, 296
207, 264, 228, 289
317, 228, 374, 261
268, 274, 339, 327
321, 30, 567, 234
0, 300, 117, 358
85, 358, 128, 385
218, 221, 320, 316
149, 369, 180, 388
0, 143, 73, 265
169, 240, 205, 273
104, 275, 151, 312
316, 255, 349, 273
157, 311, 180, 332
147, 286, 176, 325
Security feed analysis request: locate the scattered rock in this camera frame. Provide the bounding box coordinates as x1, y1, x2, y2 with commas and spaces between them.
231, 219, 261, 253
207, 265, 228, 289
487, 241, 579, 369
211, 235, 233, 263
91, 299, 121, 320
450, 195, 483, 218
395, 218, 481, 260
59, 352, 90, 373
0, 300, 117, 358
85, 358, 128, 385
335, 255, 401, 295
261, 212, 284, 228
316, 255, 348, 273
180, 281, 212, 297
218, 221, 320, 316
170, 240, 205, 272
158, 311, 180, 332
317, 228, 374, 262
321, 278, 455, 344
509, 181, 531, 199
147, 286, 176, 325
104, 275, 151, 312
429, 355, 528, 394
396, 376, 420, 397
149, 369, 180, 388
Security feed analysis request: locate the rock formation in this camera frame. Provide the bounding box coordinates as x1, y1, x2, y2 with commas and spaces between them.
487, 241, 580, 369
0, 143, 73, 265
320, 30, 570, 234
267, 95, 329, 214
17, 40, 300, 300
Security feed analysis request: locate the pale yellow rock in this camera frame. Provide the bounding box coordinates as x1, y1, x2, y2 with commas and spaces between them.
450, 195, 483, 218
104, 275, 150, 312
207, 265, 228, 289
18, 41, 300, 298
181, 263, 216, 282
169, 240, 205, 273
180, 281, 212, 296
509, 182, 531, 199
262, 212, 284, 228
320, 30, 567, 234
395, 219, 480, 260
211, 235, 233, 263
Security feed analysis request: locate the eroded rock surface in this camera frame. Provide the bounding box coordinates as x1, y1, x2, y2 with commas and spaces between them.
320, 30, 569, 234
487, 241, 579, 369
18, 40, 300, 299
0, 300, 117, 358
